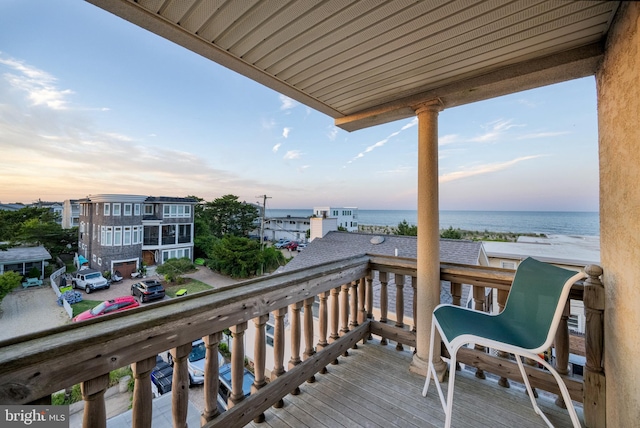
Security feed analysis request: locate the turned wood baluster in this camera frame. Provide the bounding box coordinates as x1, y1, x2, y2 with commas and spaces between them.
450, 282, 462, 307
496, 289, 511, 388
272, 307, 287, 408
395, 274, 405, 351
412, 276, 417, 333
366, 272, 374, 340
229, 322, 248, 408
583, 264, 605, 428
472, 285, 486, 379
554, 300, 571, 408
170, 343, 192, 428
358, 277, 366, 327
379, 271, 389, 345
201, 332, 222, 424
349, 280, 359, 350
329, 286, 341, 365
288, 302, 303, 395
317, 291, 330, 373
303, 297, 317, 383
81, 373, 110, 428
340, 283, 350, 356
132, 356, 156, 428
252, 315, 269, 421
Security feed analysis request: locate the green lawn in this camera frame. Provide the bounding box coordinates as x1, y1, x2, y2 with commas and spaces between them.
71, 300, 102, 317
164, 279, 213, 297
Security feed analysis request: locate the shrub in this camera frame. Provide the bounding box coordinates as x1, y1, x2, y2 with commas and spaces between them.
0, 271, 22, 300
27, 266, 41, 279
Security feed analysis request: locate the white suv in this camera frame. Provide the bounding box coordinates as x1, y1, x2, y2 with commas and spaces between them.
71, 269, 109, 294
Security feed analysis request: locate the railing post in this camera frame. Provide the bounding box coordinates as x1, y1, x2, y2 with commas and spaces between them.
583, 264, 605, 428
379, 271, 388, 346
349, 280, 359, 350
366, 272, 374, 340
170, 342, 192, 428
229, 322, 248, 408
251, 315, 269, 422
395, 274, 405, 351
272, 307, 287, 408
496, 289, 511, 388
450, 282, 462, 307
340, 283, 351, 356
329, 286, 340, 364
317, 291, 330, 373
358, 277, 366, 327
303, 297, 317, 383
288, 302, 302, 395
554, 300, 571, 408
131, 356, 156, 428
412, 276, 417, 333
472, 285, 486, 379
201, 332, 222, 424
81, 373, 110, 428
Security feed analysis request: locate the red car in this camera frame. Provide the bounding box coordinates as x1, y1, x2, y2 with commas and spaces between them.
284, 241, 298, 250
73, 296, 140, 322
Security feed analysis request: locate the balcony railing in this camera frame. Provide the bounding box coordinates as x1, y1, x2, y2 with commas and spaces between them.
0, 255, 604, 427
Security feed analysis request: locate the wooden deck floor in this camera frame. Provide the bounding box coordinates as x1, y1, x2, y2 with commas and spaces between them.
246, 341, 583, 428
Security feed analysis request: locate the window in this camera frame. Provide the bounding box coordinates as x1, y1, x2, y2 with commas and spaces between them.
568, 314, 580, 332
105, 227, 113, 246
92, 254, 97, 262
113, 203, 121, 216
266, 323, 275, 347
133, 226, 142, 244
124, 204, 132, 216
114, 227, 122, 246
501, 261, 517, 270
104, 203, 110, 216
97, 257, 102, 266
123, 227, 131, 245
163, 204, 192, 218
134, 204, 141, 215
144, 205, 154, 215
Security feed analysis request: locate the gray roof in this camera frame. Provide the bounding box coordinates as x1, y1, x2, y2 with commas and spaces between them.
0, 246, 52, 264
282, 231, 483, 272
281, 232, 484, 320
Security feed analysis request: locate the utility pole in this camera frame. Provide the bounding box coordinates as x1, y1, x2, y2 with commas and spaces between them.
256, 195, 271, 250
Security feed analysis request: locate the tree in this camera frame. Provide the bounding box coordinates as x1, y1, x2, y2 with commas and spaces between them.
395, 220, 417, 236
201, 195, 259, 239
441, 226, 463, 239
0, 271, 22, 301
208, 236, 263, 278
0, 206, 58, 241
156, 257, 196, 282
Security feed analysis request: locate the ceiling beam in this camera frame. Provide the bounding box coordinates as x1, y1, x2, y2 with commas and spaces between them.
335, 43, 603, 132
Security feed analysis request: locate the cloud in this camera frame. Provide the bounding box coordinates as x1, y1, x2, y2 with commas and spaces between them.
517, 131, 570, 140
282, 127, 291, 138
327, 126, 338, 141
439, 155, 543, 183
468, 119, 524, 143
283, 150, 302, 160
347, 117, 416, 164
279, 94, 298, 110
439, 134, 460, 146
0, 55, 73, 110
401, 117, 418, 130
272, 143, 282, 153
297, 165, 310, 173
261, 118, 276, 130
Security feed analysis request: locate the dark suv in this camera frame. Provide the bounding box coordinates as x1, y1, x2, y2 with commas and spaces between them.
131, 280, 166, 303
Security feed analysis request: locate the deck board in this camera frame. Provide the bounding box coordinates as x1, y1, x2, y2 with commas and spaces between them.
246, 341, 583, 428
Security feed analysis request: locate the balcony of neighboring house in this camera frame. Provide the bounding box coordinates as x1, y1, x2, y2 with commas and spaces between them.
0, 256, 604, 428
161, 225, 176, 246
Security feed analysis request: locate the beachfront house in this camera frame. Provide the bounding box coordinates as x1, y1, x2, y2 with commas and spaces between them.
313, 206, 359, 232
2, 2, 636, 427
262, 215, 310, 244
78, 194, 196, 278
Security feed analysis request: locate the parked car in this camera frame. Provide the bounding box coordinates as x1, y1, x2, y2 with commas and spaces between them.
72, 296, 139, 322
71, 268, 110, 294
284, 241, 298, 250
217, 362, 256, 412
167, 339, 225, 386
297, 243, 307, 252
274, 239, 291, 249
131, 280, 166, 303
151, 355, 173, 396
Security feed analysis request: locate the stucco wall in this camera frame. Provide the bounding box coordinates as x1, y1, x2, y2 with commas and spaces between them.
596, 2, 640, 426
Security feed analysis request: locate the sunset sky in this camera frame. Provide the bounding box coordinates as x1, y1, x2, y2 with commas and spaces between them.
0, 1, 599, 211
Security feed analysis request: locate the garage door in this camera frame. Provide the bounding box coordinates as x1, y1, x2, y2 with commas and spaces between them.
113, 261, 137, 278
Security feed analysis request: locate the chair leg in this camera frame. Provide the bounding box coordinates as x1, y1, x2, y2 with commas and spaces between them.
422, 318, 455, 428
422, 318, 437, 397
536, 356, 582, 428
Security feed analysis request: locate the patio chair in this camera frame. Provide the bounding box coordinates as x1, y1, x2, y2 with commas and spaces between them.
422, 257, 585, 428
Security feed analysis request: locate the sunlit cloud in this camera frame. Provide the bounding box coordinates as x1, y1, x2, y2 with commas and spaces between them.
282, 127, 291, 138
279, 94, 298, 110
1, 54, 73, 110
347, 117, 416, 164
283, 150, 302, 160
439, 155, 543, 183
272, 143, 282, 153
401, 117, 418, 130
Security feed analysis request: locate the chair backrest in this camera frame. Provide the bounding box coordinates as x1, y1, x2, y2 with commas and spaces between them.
499, 257, 585, 353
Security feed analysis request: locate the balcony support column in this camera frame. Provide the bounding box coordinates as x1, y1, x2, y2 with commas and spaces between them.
170, 342, 192, 428
81, 373, 110, 428
201, 332, 222, 424
228, 322, 248, 408
131, 355, 156, 428
411, 99, 446, 379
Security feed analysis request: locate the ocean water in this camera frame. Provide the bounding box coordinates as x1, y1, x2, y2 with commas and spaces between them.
265, 209, 599, 236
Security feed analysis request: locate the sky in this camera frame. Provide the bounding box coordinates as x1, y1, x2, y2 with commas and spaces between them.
0, 1, 599, 212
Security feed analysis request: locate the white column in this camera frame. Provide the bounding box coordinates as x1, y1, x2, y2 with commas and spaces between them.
410, 99, 447, 378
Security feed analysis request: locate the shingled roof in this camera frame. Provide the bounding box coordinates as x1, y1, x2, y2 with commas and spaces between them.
281, 232, 486, 323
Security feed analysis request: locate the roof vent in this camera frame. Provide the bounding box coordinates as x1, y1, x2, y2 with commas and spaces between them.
370, 236, 385, 245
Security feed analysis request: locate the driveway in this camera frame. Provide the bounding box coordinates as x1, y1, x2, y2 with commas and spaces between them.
0, 285, 69, 342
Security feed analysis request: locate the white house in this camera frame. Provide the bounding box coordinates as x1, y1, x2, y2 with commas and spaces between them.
313, 206, 358, 232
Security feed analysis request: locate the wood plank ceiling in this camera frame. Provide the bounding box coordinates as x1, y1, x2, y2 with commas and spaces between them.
86, 0, 619, 131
